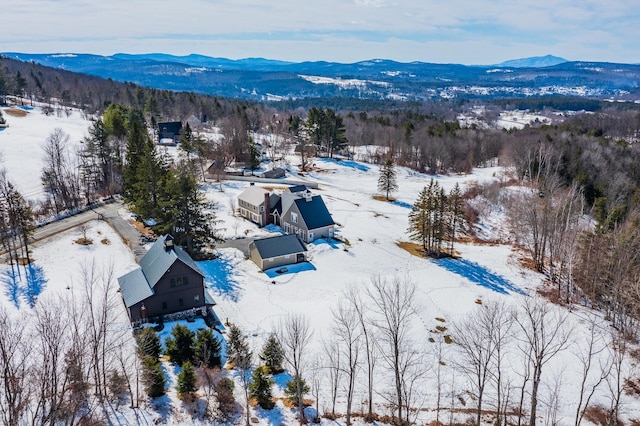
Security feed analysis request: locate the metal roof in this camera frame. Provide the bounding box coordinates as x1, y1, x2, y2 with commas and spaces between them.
117, 268, 154, 308
204, 289, 217, 306
117, 235, 204, 308
138, 235, 203, 288
250, 234, 307, 259
294, 195, 335, 230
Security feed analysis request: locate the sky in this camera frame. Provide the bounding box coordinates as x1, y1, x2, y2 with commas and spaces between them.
2, 0, 639, 64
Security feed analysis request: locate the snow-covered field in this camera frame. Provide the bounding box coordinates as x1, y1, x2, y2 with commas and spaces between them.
0, 105, 638, 425
0, 105, 91, 200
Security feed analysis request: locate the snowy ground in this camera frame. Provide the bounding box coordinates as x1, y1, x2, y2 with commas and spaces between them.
0, 105, 638, 425
0, 105, 91, 200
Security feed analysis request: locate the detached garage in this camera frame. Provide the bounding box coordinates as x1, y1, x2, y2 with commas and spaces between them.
249, 234, 308, 271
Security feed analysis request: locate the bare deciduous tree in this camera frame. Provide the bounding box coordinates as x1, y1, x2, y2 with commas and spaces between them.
514, 297, 572, 426
574, 313, 611, 426
346, 287, 378, 419
453, 300, 512, 426
331, 301, 362, 426
278, 314, 313, 424
366, 275, 417, 424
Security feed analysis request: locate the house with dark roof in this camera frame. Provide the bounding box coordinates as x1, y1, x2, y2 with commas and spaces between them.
280, 191, 335, 243
249, 234, 308, 271
237, 183, 335, 243
158, 121, 182, 145
117, 235, 218, 325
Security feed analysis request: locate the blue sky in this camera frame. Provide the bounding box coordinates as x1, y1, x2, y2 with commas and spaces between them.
3, 0, 638, 64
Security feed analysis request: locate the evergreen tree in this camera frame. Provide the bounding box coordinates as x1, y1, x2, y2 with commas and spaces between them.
226, 324, 250, 366
135, 327, 161, 359
408, 184, 432, 253
141, 356, 166, 398
249, 365, 275, 409
408, 179, 465, 257
324, 108, 348, 158
153, 162, 221, 258
248, 137, 261, 173
123, 109, 165, 220
165, 324, 195, 366
194, 328, 222, 368
176, 361, 197, 397
447, 183, 464, 255
284, 375, 310, 405
259, 334, 284, 374
377, 159, 398, 201
13, 71, 27, 98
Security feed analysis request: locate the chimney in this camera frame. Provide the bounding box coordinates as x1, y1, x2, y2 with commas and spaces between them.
164, 234, 175, 251
304, 190, 312, 202
263, 192, 270, 225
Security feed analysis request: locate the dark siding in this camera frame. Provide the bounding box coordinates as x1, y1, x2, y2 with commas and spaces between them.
129, 260, 205, 322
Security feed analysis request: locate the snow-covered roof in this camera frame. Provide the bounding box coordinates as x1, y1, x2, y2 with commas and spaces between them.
237, 185, 270, 207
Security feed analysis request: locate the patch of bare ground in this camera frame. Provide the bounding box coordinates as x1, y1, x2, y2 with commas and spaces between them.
129, 219, 155, 237
372, 194, 396, 202
74, 237, 93, 245
4, 108, 28, 117
396, 241, 427, 258
101, 238, 110, 245
17, 257, 32, 265
456, 235, 500, 246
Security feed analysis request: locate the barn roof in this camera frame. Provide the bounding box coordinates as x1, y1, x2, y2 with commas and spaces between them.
117, 235, 204, 308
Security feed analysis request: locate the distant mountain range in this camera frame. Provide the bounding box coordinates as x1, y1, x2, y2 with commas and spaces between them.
3, 52, 640, 102
495, 54, 568, 68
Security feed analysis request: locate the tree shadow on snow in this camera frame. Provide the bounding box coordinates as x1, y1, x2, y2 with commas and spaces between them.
198, 258, 243, 302
433, 257, 525, 295
24, 264, 47, 308
1, 263, 48, 309
1, 268, 21, 309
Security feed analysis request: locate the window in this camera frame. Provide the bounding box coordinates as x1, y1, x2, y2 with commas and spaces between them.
178, 298, 184, 307
291, 212, 298, 224
162, 301, 167, 310
308, 232, 314, 241
194, 295, 200, 303
170, 276, 189, 288
259, 205, 264, 213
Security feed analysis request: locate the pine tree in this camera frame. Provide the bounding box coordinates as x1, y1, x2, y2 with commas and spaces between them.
176, 361, 197, 397
141, 356, 166, 398
248, 137, 261, 173
249, 365, 275, 409
284, 375, 310, 405
153, 162, 221, 259
226, 324, 250, 367
378, 159, 398, 201
165, 324, 195, 366
123, 109, 165, 220
194, 328, 222, 368
135, 327, 161, 359
408, 185, 431, 253
259, 334, 284, 374
447, 183, 464, 255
